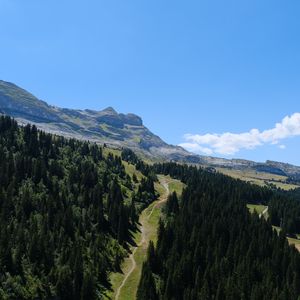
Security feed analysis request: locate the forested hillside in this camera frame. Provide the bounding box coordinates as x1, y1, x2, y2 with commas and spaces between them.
2, 116, 300, 300
268, 189, 300, 235
0, 116, 156, 299
138, 163, 300, 300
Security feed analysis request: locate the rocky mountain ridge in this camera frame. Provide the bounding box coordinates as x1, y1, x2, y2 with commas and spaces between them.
1, 79, 300, 179
0, 80, 194, 162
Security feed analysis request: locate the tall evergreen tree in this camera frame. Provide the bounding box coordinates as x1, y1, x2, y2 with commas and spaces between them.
137, 262, 158, 300
0, 116, 157, 299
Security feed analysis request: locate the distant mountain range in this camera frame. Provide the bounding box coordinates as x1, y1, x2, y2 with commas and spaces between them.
1, 79, 300, 180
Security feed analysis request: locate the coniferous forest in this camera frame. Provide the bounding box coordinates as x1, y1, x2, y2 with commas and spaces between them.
0, 116, 156, 299
2, 116, 300, 299
138, 163, 300, 300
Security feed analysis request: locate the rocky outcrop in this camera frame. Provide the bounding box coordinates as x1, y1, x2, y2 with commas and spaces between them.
1, 79, 300, 178
0, 80, 189, 161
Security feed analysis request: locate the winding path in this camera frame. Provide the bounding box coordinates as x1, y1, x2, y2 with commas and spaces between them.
147, 180, 169, 219
115, 178, 170, 300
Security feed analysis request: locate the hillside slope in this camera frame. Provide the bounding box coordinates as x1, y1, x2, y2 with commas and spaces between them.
0, 80, 196, 163
0, 115, 159, 299
1, 80, 300, 182
138, 163, 300, 300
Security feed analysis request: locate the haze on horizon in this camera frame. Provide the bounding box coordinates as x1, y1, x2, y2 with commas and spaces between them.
1, 0, 300, 165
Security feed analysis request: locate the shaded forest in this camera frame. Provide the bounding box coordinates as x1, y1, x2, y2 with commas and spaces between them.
138, 163, 300, 300
0, 116, 156, 299
2, 117, 300, 300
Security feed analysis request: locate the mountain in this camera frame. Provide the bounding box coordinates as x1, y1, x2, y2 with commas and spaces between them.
0, 80, 198, 162
200, 156, 300, 177
1, 79, 300, 180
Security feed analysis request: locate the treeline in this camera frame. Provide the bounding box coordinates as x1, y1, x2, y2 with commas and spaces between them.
269, 196, 300, 235
154, 162, 300, 235
153, 162, 273, 204
0, 116, 156, 299
121, 148, 157, 210
121, 148, 157, 180
138, 163, 300, 300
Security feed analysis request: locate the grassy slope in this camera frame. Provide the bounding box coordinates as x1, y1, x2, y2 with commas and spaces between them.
247, 204, 268, 215
102, 147, 122, 158
108, 175, 184, 300
218, 167, 299, 190
287, 237, 300, 251
168, 176, 186, 195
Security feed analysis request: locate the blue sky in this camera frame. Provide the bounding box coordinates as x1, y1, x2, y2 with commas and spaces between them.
1, 0, 300, 164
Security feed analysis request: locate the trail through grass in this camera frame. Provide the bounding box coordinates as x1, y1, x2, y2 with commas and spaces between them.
108, 175, 182, 300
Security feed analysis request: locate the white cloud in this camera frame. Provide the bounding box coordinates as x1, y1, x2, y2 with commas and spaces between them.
179, 113, 300, 156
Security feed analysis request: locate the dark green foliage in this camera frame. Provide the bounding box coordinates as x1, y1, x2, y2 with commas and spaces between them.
121, 148, 157, 180
147, 241, 160, 275
165, 192, 179, 216
121, 148, 140, 165
137, 262, 158, 300
0, 116, 149, 299
153, 162, 274, 205
135, 177, 156, 209
154, 162, 300, 236
140, 163, 300, 300
268, 196, 300, 234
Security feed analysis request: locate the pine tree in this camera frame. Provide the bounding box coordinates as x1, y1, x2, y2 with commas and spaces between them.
81, 271, 96, 300
147, 241, 159, 274
137, 262, 158, 300
165, 191, 179, 215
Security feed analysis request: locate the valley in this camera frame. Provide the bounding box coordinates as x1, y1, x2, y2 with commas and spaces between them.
2, 2, 300, 299
1, 115, 300, 299
1, 81, 300, 299
2, 79, 300, 189
109, 175, 185, 300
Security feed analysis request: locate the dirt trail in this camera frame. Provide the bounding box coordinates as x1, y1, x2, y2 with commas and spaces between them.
147, 180, 169, 219
115, 177, 169, 300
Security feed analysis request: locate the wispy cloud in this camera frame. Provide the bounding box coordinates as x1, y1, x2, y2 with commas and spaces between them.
179, 113, 300, 156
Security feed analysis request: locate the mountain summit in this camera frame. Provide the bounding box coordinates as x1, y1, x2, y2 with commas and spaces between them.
0, 80, 194, 161
1, 80, 300, 181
